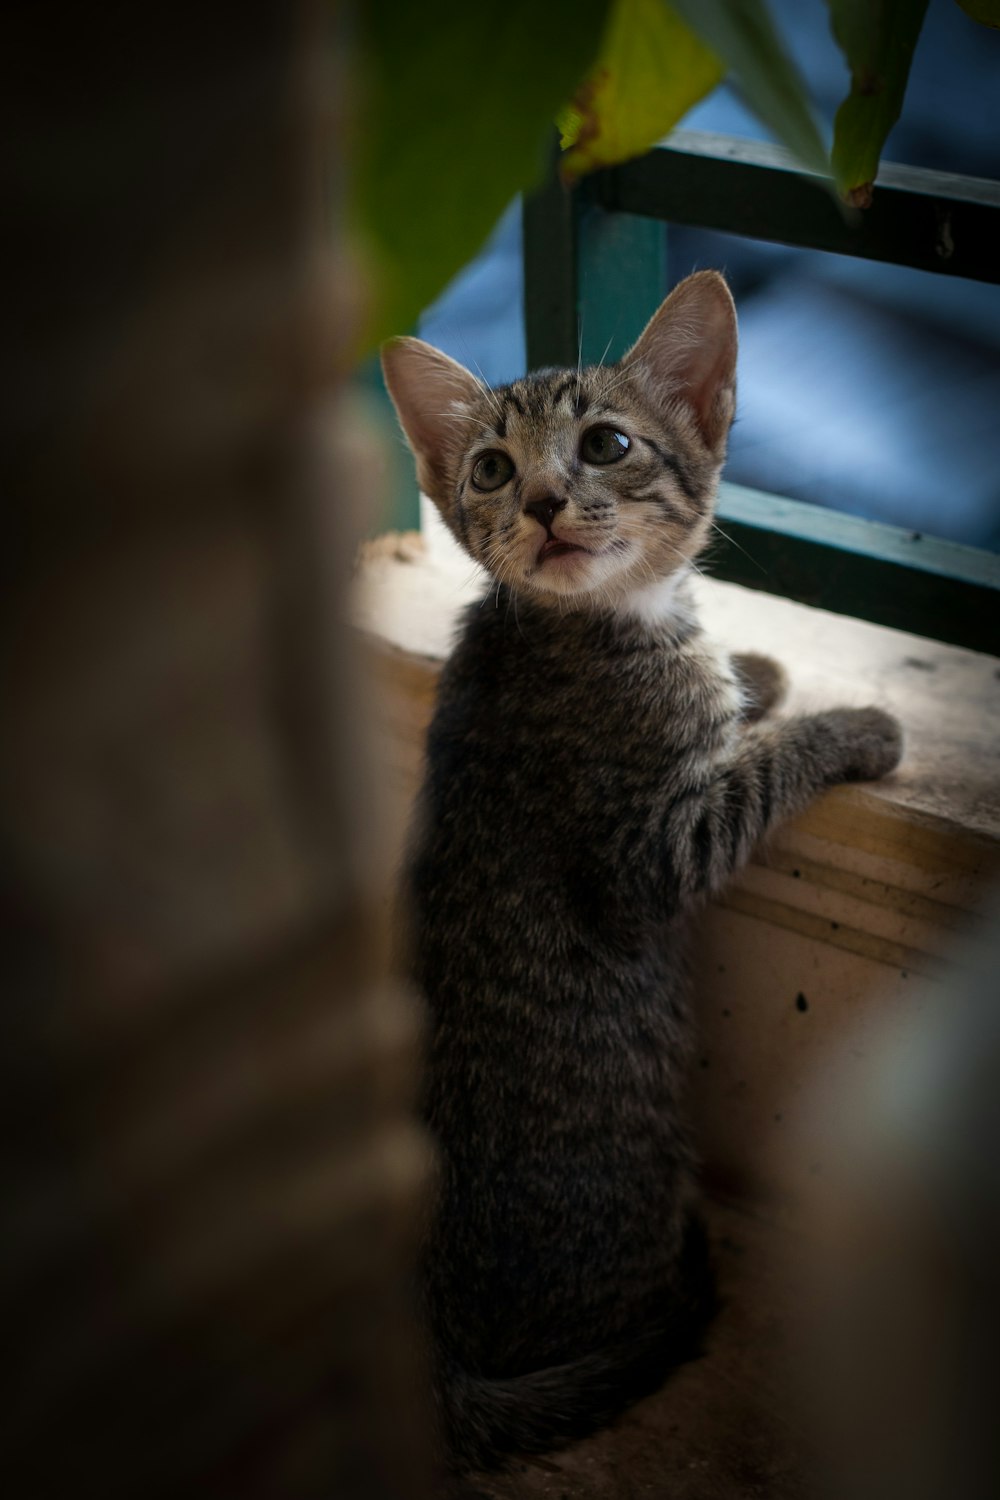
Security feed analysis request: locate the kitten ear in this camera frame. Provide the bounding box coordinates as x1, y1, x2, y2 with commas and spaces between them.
380, 337, 483, 506
622, 271, 737, 454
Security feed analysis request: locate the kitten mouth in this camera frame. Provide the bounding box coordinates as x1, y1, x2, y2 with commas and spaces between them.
537, 537, 588, 565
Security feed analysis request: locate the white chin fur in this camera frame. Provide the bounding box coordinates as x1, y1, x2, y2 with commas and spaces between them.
617, 568, 691, 625
525, 548, 624, 599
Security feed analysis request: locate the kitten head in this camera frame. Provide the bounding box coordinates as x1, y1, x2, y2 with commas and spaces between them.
381, 270, 736, 609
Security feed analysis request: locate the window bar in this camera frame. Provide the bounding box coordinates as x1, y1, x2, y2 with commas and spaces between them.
589, 131, 1000, 287
521, 132, 1000, 656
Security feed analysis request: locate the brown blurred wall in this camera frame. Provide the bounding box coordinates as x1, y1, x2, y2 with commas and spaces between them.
1, 6, 431, 1495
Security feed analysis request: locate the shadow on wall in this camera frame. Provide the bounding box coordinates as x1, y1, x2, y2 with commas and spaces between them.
796, 895, 1000, 1500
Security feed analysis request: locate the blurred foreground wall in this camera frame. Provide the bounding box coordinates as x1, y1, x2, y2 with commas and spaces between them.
2, 6, 430, 1496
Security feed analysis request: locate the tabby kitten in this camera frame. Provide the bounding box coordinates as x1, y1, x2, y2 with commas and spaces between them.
382, 271, 902, 1472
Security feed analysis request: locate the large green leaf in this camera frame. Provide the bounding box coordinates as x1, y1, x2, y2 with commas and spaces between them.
953, 0, 1000, 27
827, 0, 930, 205
353, 1, 611, 350
559, 0, 724, 180
670, 0, 829, 175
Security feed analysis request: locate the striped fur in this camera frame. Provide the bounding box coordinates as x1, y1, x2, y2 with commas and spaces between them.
382, 272, 903, 1472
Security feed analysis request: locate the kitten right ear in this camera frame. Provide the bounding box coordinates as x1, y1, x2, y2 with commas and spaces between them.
380, 337, 483, 507
622, 270, 737, 456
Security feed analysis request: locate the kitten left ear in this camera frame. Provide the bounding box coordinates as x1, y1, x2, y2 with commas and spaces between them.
380, 337, 483, 508
622, 270, 737, 454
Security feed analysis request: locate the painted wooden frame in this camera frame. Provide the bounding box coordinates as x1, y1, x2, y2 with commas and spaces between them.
523, 130, 1000, 655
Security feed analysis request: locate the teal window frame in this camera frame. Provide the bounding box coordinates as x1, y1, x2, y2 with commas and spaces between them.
523, 130, 1000, 657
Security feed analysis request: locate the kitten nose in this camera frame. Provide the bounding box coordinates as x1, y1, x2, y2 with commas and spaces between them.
524, 494, 567, 532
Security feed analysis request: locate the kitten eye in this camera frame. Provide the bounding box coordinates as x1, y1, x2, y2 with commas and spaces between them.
580, 427, 630, 465
471, 450, 515, 492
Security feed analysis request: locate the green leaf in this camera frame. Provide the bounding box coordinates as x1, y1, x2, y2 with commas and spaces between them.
559, 0, 724, 181
827, 0, 930, 205
352, 1, 612, 351
670, 0, 829, 175
953, 0, 1000, 27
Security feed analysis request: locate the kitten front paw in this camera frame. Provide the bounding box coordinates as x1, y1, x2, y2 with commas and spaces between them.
822, 706, 904, 783
733, 652, 789, 723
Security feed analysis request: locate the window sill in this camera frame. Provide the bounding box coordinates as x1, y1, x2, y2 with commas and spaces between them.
354, 525, 1000, 1491
353, 525, 999, 1204
355, 525, 1000, 855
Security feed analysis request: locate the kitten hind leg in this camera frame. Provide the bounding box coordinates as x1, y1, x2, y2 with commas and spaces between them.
731, 651, 789, 723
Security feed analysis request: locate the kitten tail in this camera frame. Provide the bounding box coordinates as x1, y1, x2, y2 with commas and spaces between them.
437, 1217, 714, 1472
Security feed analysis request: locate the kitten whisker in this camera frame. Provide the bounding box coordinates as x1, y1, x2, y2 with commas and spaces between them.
707, 519, 767, 576
452, 335, 505, 422
596, 320, 620, 369
593, 364, 635, 398
512, 585, 529, 643
470, 359, 505, 423
479, 541, 525, 617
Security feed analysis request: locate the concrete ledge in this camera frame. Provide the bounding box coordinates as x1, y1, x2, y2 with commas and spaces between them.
355, 525, 1000, 1495
353, 528, 1000, 1205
